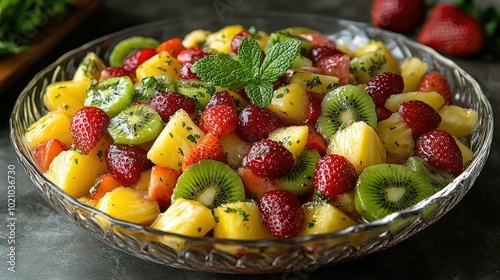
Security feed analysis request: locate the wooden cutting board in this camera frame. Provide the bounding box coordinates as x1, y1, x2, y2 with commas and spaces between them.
0, 0, 103, 96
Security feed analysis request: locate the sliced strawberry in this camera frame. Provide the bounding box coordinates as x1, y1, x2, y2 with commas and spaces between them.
371, 0, 426, 33
313, 154, 357, 200
34, 139, 69, 172
147, 165, 180, 209
199, 104, 238, 136
149, 92, 196, 122
205, 90, 237, 111
123, 48, 157, 72
246, 139, 294, 179
237, 167, 280, 200
316, 54, 350, 85
70, 107, 110, 155
105, 144, 152, 184
399, 100, 442, 138
305, 92, 322, 125
306, 125, 327, 155
179, 62, 200, 80
89, 174, 124, 200
181, 134, 227, 170
258, 190, 304, 238
415, 130, 463, 176
298, 33, 340, 64
237, 104, 288, 142
99, 67, 134, 81
418, 72, 453, 104
376, 106, 392, 121
231, 30, 252, 54
176, 46, 209, 64
365, 72, 404, 108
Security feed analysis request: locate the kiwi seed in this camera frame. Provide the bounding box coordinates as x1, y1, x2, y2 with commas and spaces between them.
84, 76, 134, 118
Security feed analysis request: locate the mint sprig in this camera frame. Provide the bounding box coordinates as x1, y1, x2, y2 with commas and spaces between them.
191, 37, 301, 107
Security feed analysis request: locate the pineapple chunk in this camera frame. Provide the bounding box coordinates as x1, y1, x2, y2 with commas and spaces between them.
299, 201, 357, 236
182, 29, 211, 48
97, 187, 160, 225
376, 112, 414, 163
289, 70, 339, 96
453, 136, 474, 167
136, 51, 181, 81
268, 125, 309, 160
77, 196, 98, 208
349, 49, 392, 84
151, 198, 215, 237
129, 170, 152, 191
385, 91, 445, 112
147, 109, 205, 170
205, 25, 245, 53
213, 201, 272, 240
327, 121, 386, 175
24, 108, 74, 150
220, 132, 252, 168
227, 90, 250, 113
43, 80, 91, 116
72, 52, 106, 81
437, 105, 478, 138
45, 137, 110, 198
267, 83, 309, 124
400, 57, 428, 92
352, 40, 400, 75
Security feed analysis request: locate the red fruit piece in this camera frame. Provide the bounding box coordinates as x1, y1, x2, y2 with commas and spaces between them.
155, 37, 186, 57
306, 125, 328, 155
34, 139, 68, 172
181, 134, 227, 170
399, 100, 442, 138
105, 144, 152, 184
123, 48, 157, 72
376, 106, 392, 121
176, 46, 209, 64
313, 154, 357, 200
305, 92, 322, 125
237, 167, 281, 201
371, 0, 426, 33
89, 174, 124, 200
316, 54, 350, 85
246, 139, 294, 179
417, 4, 484, 56
179, 62, 200, 80
70, 107, 110, 155
298, 33, 340, 64
205, 90, 237, 110
231, 30, 252, 54
418, 72, 453, 104
147, 165, 180, 209
258, 190, 304, 238
100, 67, 133, 81
149, 92, 196, 122
199, 104, 238, 136
365, 72, 404, 107
415, 130, 463, 176
237, 104, 288, 142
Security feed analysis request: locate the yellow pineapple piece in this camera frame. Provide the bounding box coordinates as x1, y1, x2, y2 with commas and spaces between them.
352, 40, 400, 75
268, 125, 309, 160
299, 201, 357, 236
219, 132, 252, 168
453, 136, 474, 167
227, 90, 250, 113
205, 25, 245, 53
266, 83, 309, 124
43, 80, 91, 116
97, 187, 160, 225
77, 196, 98, 208
45, 137, 110, 198
147, 109, 205, 171
376, 112, 414, 163
135, 51, 181, 81
151, 198, 215, 237
349, 49, 392, 84
385, 91, 445, 112
289, 70, 339, 96
182, 29, 211, 48
437, 105, 478, 138
129, 170, 152, 191
24, 108, 74, 150
327, 121, 386, 175
72, 52, 106, 81
400, 57, 428, 92
213, 201, 272, 240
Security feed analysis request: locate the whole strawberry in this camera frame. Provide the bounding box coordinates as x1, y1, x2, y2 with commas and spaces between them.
418, 72, 453, 104
365, 72, 404, 108
258, 190, 304, 238
149, 92, 196, 122
246, 139, 294, 179
417, 4, 484, 56
313, 154, 357, 200
415, 130, 463, 176
70, 106, 110, 155
371, 0, 426, 33
199, 104, 238, 136
399, 100, 442, 138
237, 104, 288, 142
105, 144, 152, 183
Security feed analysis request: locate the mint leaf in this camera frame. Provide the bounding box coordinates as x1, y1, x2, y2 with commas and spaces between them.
238, 37, 262, 80
245, 82, 274, 107
191, 54, 248, 89
260, 38, 301, 82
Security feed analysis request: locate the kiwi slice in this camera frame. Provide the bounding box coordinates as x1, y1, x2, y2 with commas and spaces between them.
405, 156, 455, 192
133, 74, 177, 103
275, 149, 321, 196
316, 84, 377, 140
265, 32, 313, 56
354, 164, 435, 222
175, 79, 216, 110
109, 36, 160, 67
107, 104, 164, 145
84, 76, 134, 118
173, 159, 245, 209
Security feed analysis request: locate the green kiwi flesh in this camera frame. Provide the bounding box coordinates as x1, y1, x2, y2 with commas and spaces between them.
84, 76, 134, 118
354, 163, 435, 222
275, 149, 321, 196
405, 156, 455, 192
175, 79, 216, 110
173, 160, 245, 209
109, 36, 160, 67
133, 74, 177, 103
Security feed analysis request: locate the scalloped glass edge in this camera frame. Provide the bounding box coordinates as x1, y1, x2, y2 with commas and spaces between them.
9, 11, 494, 274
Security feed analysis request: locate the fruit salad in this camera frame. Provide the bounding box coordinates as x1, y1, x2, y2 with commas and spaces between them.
24, 24, 478, 240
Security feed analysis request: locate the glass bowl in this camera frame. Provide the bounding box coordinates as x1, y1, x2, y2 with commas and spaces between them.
10, 12, 493, 274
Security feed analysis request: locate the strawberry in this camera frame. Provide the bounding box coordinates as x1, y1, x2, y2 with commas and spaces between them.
417, 4, 484, 56
70, 107, 110, 155
316, 54, 350, 85
89, 174, 124, 200
313, 154, 357, 200
123, 48, 157, 71
105, 144, 152, 184
258, 189, 304, 238
99, 67, 134, 81
179, 62, 200, 80
418, 72, 453, 104
298, 33, 340, 64
205, 90, 237, 110
376, 106, 393, 121
370, 0, 426, 33
34, 139, 69, 172
237, 167, 281, 200
181, 134, 227, 170
365, 72, 404, 108
399, 100, 442, 138
176, 46, 209, 64
147, 165, 180, 209
231, 30, 252, 54
237, 104, 288, 142
306, 125, 328, 155
415, 130, 463, 176
246, 139, 294, 179
149, 92, 196, 122
305, 92, 322, 125
199, 104, 238, 136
